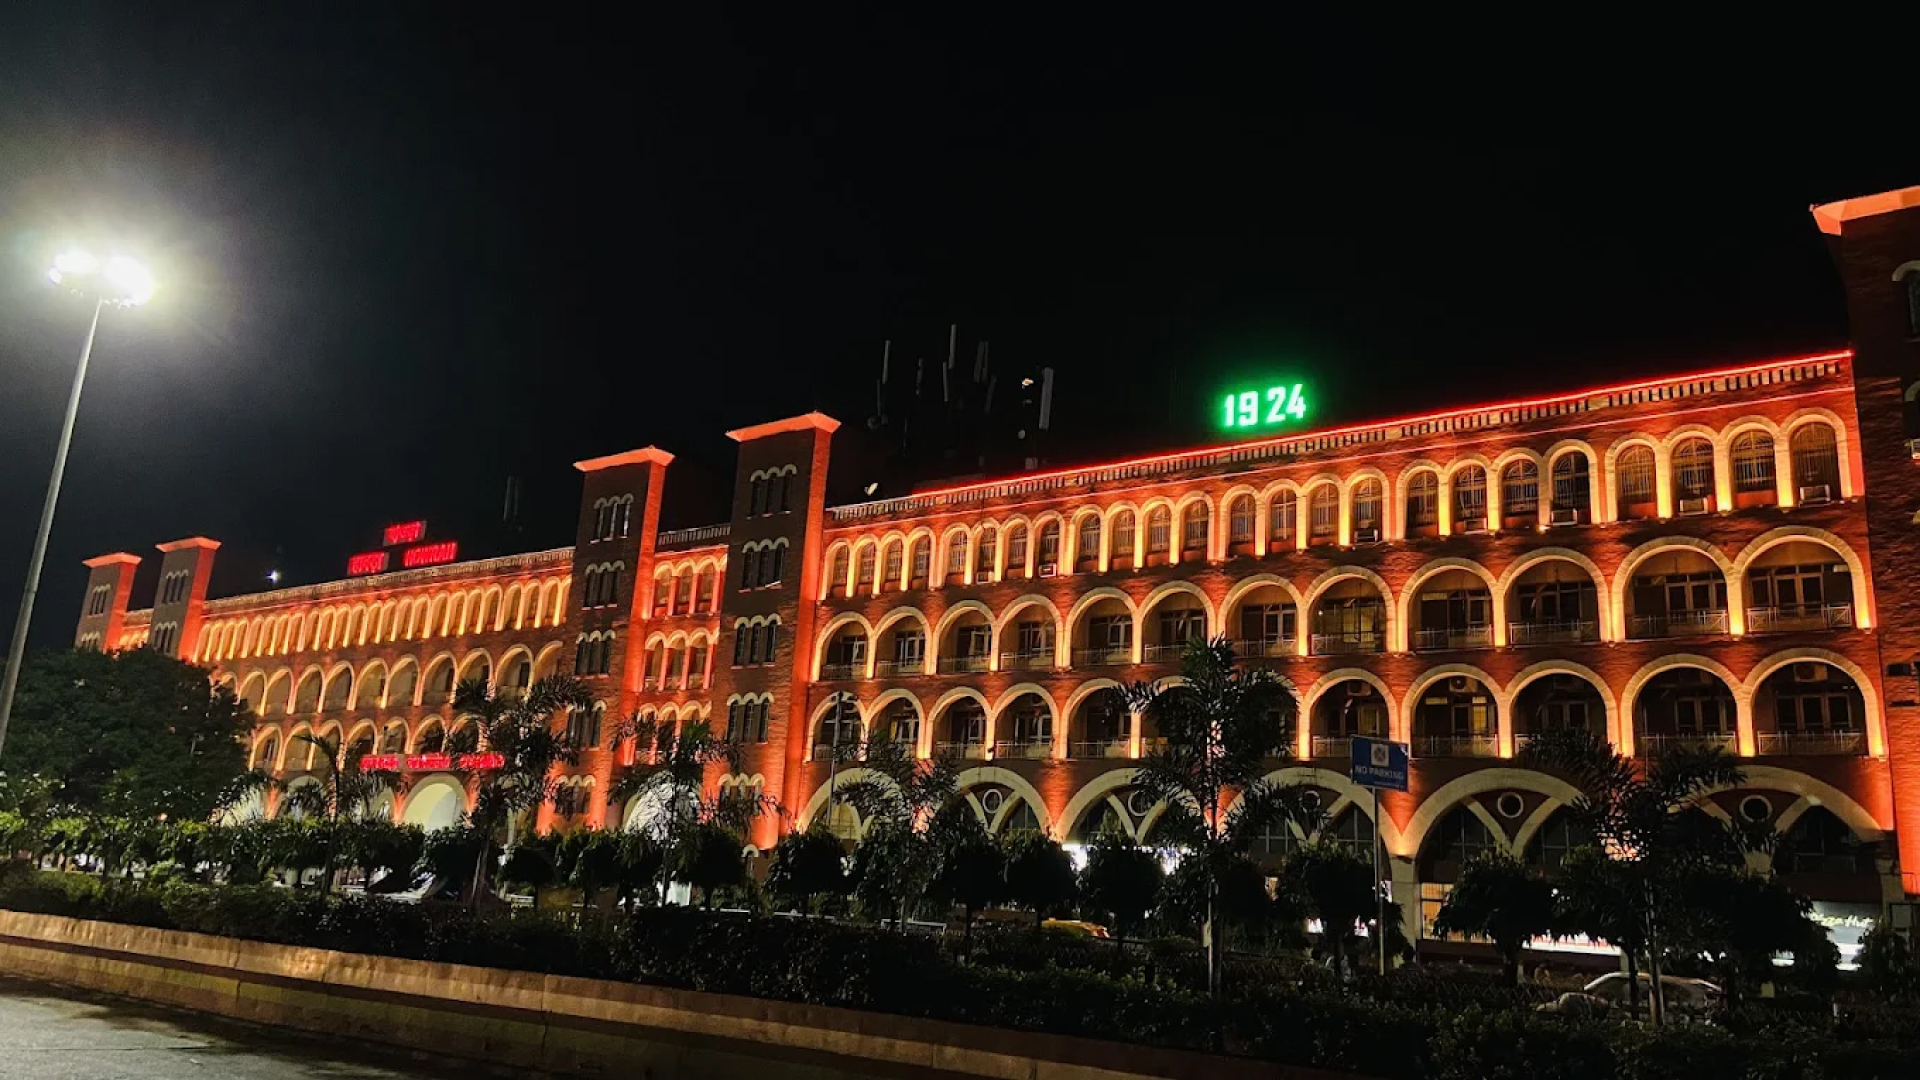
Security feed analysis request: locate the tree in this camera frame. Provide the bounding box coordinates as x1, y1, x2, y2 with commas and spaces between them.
337, 819, 425, 892
1121, 638, 1312, 994
928, 814, 1005, 942
1858, 920, 1918, 996
1078, 835, 1164, 950
1521, 727, 1745, 1024
838, 731, 961, 931
608, 711, 760, 901
675, 821, 747, 908
1, 648, 251, 821
1432, 851, 1556, 985
1671, 866, 1827, 1005
283, 731, 400, 892
1281, 842, 1383, 978
450, 674, 595, 904
766, 827, 848, 914
611, 830, 665, 910
563, 828, 625, 909
1003, 831, 1078, 929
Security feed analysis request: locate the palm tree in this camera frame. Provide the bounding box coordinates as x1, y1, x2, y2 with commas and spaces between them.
608, 711, 768, 903
450, 673, 595, 904
835, 730, 961, 931
1520, 726, 1744, 1024
1121, 637, 1313, 996
280, 732, 402, 892
1432, 851, 1555, 985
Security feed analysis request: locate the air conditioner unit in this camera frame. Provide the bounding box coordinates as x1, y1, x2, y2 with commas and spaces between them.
1791, 662, 1824, 682
1798, 484, 1832, 506
1448, 676, 1473, 693
1038, 564, 1058, 578
1345, 681, 1372, 697
1548, 508, 1585, 526
1677, 497, 1711, 516
1458, 517, 1490, 535
1352, 527, 1382, 544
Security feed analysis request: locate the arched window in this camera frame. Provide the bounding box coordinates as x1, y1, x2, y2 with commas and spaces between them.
1789, 424, 1841, 500
1145, 507, 1173, 563
1405, 472, 1439, 535
1268, 491, 1297, 551
673, 568, 694, 614
1036, 520, 1061, 575
945, 532, 969, 585
881, 541, 904, 589
1074, 514, 1101, 571
1451, 466, 1487, 530
974, 525, 999, 580
1906, 270, 1920, 338
1731, 431, 1777, 499
1307, 485, 1338, 543
1227, 495, 1255, 552
1110, 510, 1136, 567
827, 547, 850, 596
1671, 438, 1715, 508
855, 545, 877, 591
1180, 502, 1208, 556
1549, 453, 1590, 519
1615, 445, 1655, 518
1005, 523, 1029, 578
908, 536, 930, 588
1500, 460, 1539, 523
1350, 479, 1382, 540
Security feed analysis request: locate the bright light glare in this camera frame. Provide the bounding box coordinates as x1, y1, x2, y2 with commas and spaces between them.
47, 248, 155, 306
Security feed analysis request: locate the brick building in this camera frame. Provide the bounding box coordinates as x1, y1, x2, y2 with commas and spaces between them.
76, 186, 1920, 946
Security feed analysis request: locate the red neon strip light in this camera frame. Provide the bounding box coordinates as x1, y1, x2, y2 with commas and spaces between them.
402, 541, 458, 568
906, 349, 1853, 500
383, 520, 427, 547
347, 551, 390, 576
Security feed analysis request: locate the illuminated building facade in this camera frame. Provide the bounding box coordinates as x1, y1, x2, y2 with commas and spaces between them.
74, 187, 1920, 945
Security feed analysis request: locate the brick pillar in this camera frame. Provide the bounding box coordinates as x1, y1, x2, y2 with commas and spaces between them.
151, 537, 220, 660
1817, 186, 1920, 894
710, 413, 840, 849
73, 553, 141, 651
562, 447, 671, 831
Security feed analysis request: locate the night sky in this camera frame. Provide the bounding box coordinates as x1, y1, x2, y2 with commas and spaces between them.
0, 9, 1912, 650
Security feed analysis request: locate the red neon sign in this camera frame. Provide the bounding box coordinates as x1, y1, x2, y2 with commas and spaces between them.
347, 551, 391, 576
383, 520, 428, 547
402, 541, 459, 568
359, 752, 504, 772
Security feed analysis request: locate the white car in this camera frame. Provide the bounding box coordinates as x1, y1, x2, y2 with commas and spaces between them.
1581, 972, 1723, 1015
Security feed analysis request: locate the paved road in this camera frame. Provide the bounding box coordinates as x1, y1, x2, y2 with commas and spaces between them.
0, 978, 469, 1079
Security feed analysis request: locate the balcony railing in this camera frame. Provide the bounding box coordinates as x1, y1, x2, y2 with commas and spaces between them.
1413, 733, 1498, 758
874, 657, 924, 677
1413, 625, 1492, 652
1070, 738, 1131, 759
1310, 734, 1353, 760
812, 742, 864, 762
1311, 631, 1385, 655
993, 739, 1053, 760
1637, 732, 1738, 757
998, 649, 1056, 672
1507, 619, 1598, 646
818, 661, 861, 681
936, 740, 988, 760
1138, 737, 1169, 755
937, 654, 991, 675
1229, 637, 1297, 659
1757, 730, 1866, 756
1746, 603, 1853, 634
1143, 641, 1204, 662
1072, 645, 1132, 667
640, 675, 660, 690
1628, 609, 1729, 639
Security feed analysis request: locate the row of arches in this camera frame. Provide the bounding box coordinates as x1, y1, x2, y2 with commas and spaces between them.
813, 528, 1870, 682
233, 643, 563, 718
819, 415, 1852, 598
648, 555, 725, 618
802, 645, 1885, 764
198, 576, 570, 664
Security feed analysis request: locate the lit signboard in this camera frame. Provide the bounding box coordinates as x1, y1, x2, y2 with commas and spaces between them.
402, 541, 459, 569
347, 551, 391, 577
360, 752, 504, 772
383, 520, 428, 547
1219, 382, 1309, 433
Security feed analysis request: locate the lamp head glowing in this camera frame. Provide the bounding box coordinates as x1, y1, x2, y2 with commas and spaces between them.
47, 248, 154, 306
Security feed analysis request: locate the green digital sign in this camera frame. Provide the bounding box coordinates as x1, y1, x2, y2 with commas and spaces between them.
1220, 383, 1308, 432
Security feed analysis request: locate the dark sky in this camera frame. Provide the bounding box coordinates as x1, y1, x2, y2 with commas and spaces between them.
0, 8, 1912, 650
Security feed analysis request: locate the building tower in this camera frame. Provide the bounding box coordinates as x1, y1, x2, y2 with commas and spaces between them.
72, 552, 141, 652
147, 537, 220, 659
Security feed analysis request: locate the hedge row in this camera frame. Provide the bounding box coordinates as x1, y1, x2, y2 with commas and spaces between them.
0, 870, 1905, 1079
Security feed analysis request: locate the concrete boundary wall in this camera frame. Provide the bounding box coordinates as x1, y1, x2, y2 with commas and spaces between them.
0, 910, 1346, 1080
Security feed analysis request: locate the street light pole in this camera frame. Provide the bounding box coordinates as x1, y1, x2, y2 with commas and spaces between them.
0, 296, 106, 758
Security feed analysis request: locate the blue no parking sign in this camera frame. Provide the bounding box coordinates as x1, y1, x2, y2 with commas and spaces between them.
1349, 735, 1409, 792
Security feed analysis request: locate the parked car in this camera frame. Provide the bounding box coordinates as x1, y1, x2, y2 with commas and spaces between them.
1582, 972, 1723, 1016
1535, 991, 1612, 1018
